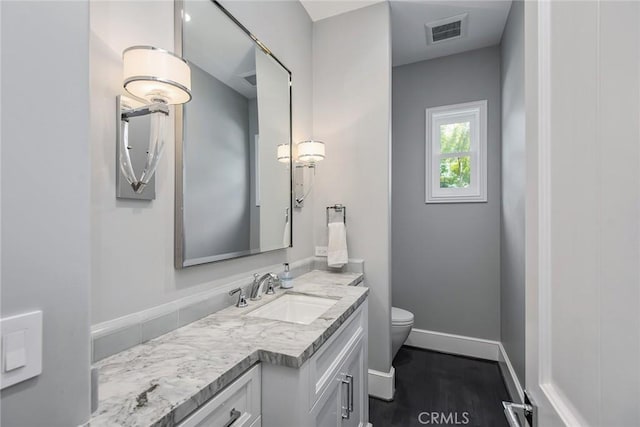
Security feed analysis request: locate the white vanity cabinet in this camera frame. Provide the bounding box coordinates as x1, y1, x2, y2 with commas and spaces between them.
178, 364, 262, 427
262, 300, 369, 427
177, 299, 368, 427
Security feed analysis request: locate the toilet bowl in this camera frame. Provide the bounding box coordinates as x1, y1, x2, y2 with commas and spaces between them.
391, 307, 414, 359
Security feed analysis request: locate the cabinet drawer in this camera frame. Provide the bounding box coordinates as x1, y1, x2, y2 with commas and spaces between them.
309, 305, 364, 408
178, 364, 261, 427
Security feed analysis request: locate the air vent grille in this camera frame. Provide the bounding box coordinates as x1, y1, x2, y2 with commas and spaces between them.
431, 21, 462, 42
425, 13, 468, 45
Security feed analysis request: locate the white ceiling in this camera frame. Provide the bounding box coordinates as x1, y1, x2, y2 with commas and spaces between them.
299, 1, 511, 66
391, 0, 512, 66
300, 0, 385, 22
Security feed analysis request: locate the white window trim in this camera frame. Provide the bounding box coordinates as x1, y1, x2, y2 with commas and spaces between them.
425, 100, 488, 204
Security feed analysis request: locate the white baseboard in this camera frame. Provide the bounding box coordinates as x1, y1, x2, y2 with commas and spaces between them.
406, 328, 526, 404
405, 328, 500, 361
497, 343, 524, 403
368, 367, 395, 401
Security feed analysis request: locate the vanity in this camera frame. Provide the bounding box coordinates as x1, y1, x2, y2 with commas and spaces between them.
180, 285, 367, 427
89, 271, 368, 427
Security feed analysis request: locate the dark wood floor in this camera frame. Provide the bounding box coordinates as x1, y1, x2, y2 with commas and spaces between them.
369, 346, 510, 427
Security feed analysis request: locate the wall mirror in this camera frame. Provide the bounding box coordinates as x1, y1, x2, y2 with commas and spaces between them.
174, 0, 292, 268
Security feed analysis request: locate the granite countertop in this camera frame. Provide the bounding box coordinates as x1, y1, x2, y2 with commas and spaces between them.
89, 270, 366, 427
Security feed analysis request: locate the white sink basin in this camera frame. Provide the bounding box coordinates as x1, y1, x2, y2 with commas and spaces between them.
246, 294, 338, 325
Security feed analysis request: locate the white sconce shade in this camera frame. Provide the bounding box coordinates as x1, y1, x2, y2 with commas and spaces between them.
297, 140, 325, 164
277, 143, 290, 163
123, 46, 192, 105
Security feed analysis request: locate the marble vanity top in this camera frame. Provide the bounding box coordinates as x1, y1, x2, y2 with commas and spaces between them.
89, 270, 366, 427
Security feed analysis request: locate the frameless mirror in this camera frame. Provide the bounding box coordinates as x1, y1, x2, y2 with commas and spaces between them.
175, 0, 292, 268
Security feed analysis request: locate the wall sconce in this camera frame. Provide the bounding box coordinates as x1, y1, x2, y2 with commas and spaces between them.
116, 46, 192, 200
294, 140, 325, 207
297, 140, 325, 164
277, 143, 290, 163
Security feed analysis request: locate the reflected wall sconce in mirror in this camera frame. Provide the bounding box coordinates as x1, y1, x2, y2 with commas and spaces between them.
277, 143, 291, 163
294, 140, 325, 208
116, 46, 192, 200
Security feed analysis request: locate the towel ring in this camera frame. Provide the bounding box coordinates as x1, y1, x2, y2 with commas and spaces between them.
326, 204, 346, 225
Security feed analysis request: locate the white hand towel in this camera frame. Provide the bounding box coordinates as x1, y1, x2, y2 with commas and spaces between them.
327, 222, 348, 268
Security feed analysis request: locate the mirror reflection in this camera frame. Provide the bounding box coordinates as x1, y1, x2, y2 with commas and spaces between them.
175, 0, 292, 268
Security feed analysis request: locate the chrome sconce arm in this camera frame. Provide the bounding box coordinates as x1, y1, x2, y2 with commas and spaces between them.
293, 140, 325, 208
119, 101, 170, 195
121, 102, 169, 120
294, 163, 316, 207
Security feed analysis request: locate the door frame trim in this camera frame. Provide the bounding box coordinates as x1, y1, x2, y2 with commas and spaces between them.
529, 2, 591, 425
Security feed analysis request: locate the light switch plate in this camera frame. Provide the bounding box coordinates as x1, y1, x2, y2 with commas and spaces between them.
1, 311, 43, 389
4, 330, 27, 371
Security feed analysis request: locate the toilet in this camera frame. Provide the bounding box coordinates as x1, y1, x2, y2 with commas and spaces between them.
391, 307, 414, 359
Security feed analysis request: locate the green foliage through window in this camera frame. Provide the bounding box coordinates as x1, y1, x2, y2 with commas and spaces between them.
440, 156, 471, 188
439, 122, 471, 188
440, 122, 470, 153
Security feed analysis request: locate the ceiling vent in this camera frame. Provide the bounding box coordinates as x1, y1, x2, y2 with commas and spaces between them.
425, 13, 468, 45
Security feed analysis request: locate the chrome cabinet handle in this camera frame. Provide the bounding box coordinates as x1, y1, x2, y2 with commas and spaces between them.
341, 374, 354, 419
346, 374, 354, 414
341, 377, 351, 420
223, 408, 242, 427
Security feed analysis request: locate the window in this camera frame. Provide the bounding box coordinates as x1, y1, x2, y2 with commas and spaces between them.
425, 100, 487, 203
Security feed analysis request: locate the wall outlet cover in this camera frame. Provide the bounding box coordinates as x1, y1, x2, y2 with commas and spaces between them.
315, 246, 328, 257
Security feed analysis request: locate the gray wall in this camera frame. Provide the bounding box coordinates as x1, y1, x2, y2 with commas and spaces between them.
90, 0, 314, 324
500, 0, 525, 385
1, 1, 92, 425
392, 47, 502, 340
184, 64, 251, 260
312, 3, 393, 373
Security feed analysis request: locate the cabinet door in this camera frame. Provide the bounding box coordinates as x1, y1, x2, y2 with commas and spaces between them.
314, 378, 342, 427
340, 339, 366, 427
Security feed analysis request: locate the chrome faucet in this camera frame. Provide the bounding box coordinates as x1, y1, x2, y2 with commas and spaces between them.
229, 287, 248, 308
250, 273, 278, 300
